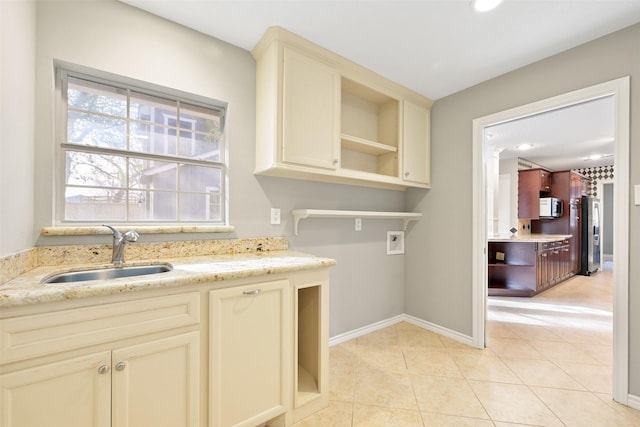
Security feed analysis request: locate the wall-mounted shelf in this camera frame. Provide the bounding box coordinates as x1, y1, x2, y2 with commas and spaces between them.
291, 209, 422, 235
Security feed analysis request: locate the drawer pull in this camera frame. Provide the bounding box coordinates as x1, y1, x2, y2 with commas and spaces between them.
243, 289, 261, 296
98, 365, 110, 374
115, 362, 126, 371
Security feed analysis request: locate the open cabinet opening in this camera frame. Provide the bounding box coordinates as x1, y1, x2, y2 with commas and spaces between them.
295, 284, 321, 406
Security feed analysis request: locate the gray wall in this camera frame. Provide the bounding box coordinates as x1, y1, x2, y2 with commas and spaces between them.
26, 0, 407, 338
405, 23, 640, 396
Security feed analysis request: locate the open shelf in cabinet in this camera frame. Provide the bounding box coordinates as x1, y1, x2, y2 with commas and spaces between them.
296, 284, 321, 407
340, 134, 397, 155
340, 77, 399, 178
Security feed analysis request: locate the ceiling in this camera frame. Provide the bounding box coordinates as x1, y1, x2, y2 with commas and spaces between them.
121, 0, 638, 170
486, 95, 616, 171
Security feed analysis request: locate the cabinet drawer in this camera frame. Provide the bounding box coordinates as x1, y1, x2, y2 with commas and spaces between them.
1, 292, 200, 364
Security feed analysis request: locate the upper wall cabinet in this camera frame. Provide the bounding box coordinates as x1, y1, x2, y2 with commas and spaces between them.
252, 27, 433, 190
281, 47, 340, 170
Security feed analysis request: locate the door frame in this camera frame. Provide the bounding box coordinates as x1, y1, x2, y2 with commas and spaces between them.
471, 77, 630, 404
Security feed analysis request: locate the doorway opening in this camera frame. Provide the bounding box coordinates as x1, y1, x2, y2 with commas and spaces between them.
471, 77, 630, 404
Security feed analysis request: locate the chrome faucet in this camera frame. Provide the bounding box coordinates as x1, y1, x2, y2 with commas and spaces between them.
102, 225, 139, 266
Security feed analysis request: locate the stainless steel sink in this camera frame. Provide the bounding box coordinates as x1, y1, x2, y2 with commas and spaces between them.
42, 264, 173, 284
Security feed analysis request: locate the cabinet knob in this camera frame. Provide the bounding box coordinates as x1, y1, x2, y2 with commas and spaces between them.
115, 362, 126, 371
243, 289, 261, 296
405, 172, 409, 177
98, 365, 110, 374
333, 159, 339, 166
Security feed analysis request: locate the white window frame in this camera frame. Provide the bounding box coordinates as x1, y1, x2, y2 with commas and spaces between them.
55, 67, 229, 226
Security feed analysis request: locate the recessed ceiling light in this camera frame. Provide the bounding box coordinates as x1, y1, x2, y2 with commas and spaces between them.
584, 154, 613, 161
471, 0, 503, 12
516, 143, 533, 151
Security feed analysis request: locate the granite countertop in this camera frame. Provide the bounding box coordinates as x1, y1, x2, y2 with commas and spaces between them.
0, 250, 336, 309
488, 233, 572, 243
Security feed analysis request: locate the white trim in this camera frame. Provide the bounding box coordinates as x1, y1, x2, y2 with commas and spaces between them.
472, 107, 488, 349
471, 77, 630, 404
402, 314, 475, 347
329, 314, 474, 347
329, 315, 404, 346
612, 76, 630, 405
628, 394, 640, 411
596, 178, 614, 265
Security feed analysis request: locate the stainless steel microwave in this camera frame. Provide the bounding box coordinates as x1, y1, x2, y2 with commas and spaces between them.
540, 197, 563, 218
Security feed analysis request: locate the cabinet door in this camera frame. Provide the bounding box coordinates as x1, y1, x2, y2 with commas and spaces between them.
210, 280, 290, 427
402, 100, 430, 186
112, 332, 200, 427
539, 170, 551, 192
282, 47, 340, 169
1, 351, 111, 427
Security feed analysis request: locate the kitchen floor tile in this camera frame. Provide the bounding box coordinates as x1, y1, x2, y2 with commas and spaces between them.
411, 374, 489, 419
528, 339, 601, 364
352, 404, 423, 427
468, 381, 564, 426
485, 337, 545, 359
421, 412, 495, 426
554, 360, 612, 394
352, 367, 418, 410
531, 386, 640, 426
449, 351, 522, 384
486, 321, 520, 339
356, 345, 407, 374
403, 347, 463, 378
291, 401, 353, 427
500, 356, 587, 390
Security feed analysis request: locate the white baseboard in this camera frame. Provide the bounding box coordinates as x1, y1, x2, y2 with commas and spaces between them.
628, 393, 640, 411
402, 314, 475, 347
329, 314, 475, 348
329, 315, 404, 346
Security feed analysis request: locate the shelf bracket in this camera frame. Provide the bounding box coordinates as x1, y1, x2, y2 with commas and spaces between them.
293, 211, 311, 236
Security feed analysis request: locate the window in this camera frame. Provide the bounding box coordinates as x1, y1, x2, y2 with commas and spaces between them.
57, 70, 226, 224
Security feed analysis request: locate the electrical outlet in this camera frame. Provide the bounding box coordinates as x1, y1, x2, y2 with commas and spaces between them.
270, 208, 281, 225
355, 218, 362, 231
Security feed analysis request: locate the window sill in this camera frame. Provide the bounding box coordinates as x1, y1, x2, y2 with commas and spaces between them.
41, 225, 236, 236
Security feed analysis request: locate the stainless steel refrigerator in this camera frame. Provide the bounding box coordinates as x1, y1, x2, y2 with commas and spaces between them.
580, 195, 601, 275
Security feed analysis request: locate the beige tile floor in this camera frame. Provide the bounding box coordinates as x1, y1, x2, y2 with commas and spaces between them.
294, 263, 640, 426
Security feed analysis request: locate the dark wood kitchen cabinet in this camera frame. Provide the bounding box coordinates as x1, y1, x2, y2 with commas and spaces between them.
488, 237, 572, 297
488, 241, 537, 296
518, 168, 552, 219
532, 170, 589, 274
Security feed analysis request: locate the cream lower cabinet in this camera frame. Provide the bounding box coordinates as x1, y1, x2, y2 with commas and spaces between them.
1, 270, 330, 427
209, 280, 290, 427
111, 332, 200, 427
0, 333, 200, 427
0, 292, 201, 427
1, 351, 112, 427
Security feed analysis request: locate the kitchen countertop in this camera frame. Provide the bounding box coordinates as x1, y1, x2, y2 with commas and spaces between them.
488, 233, 572, 243
0, 251, 336, 309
